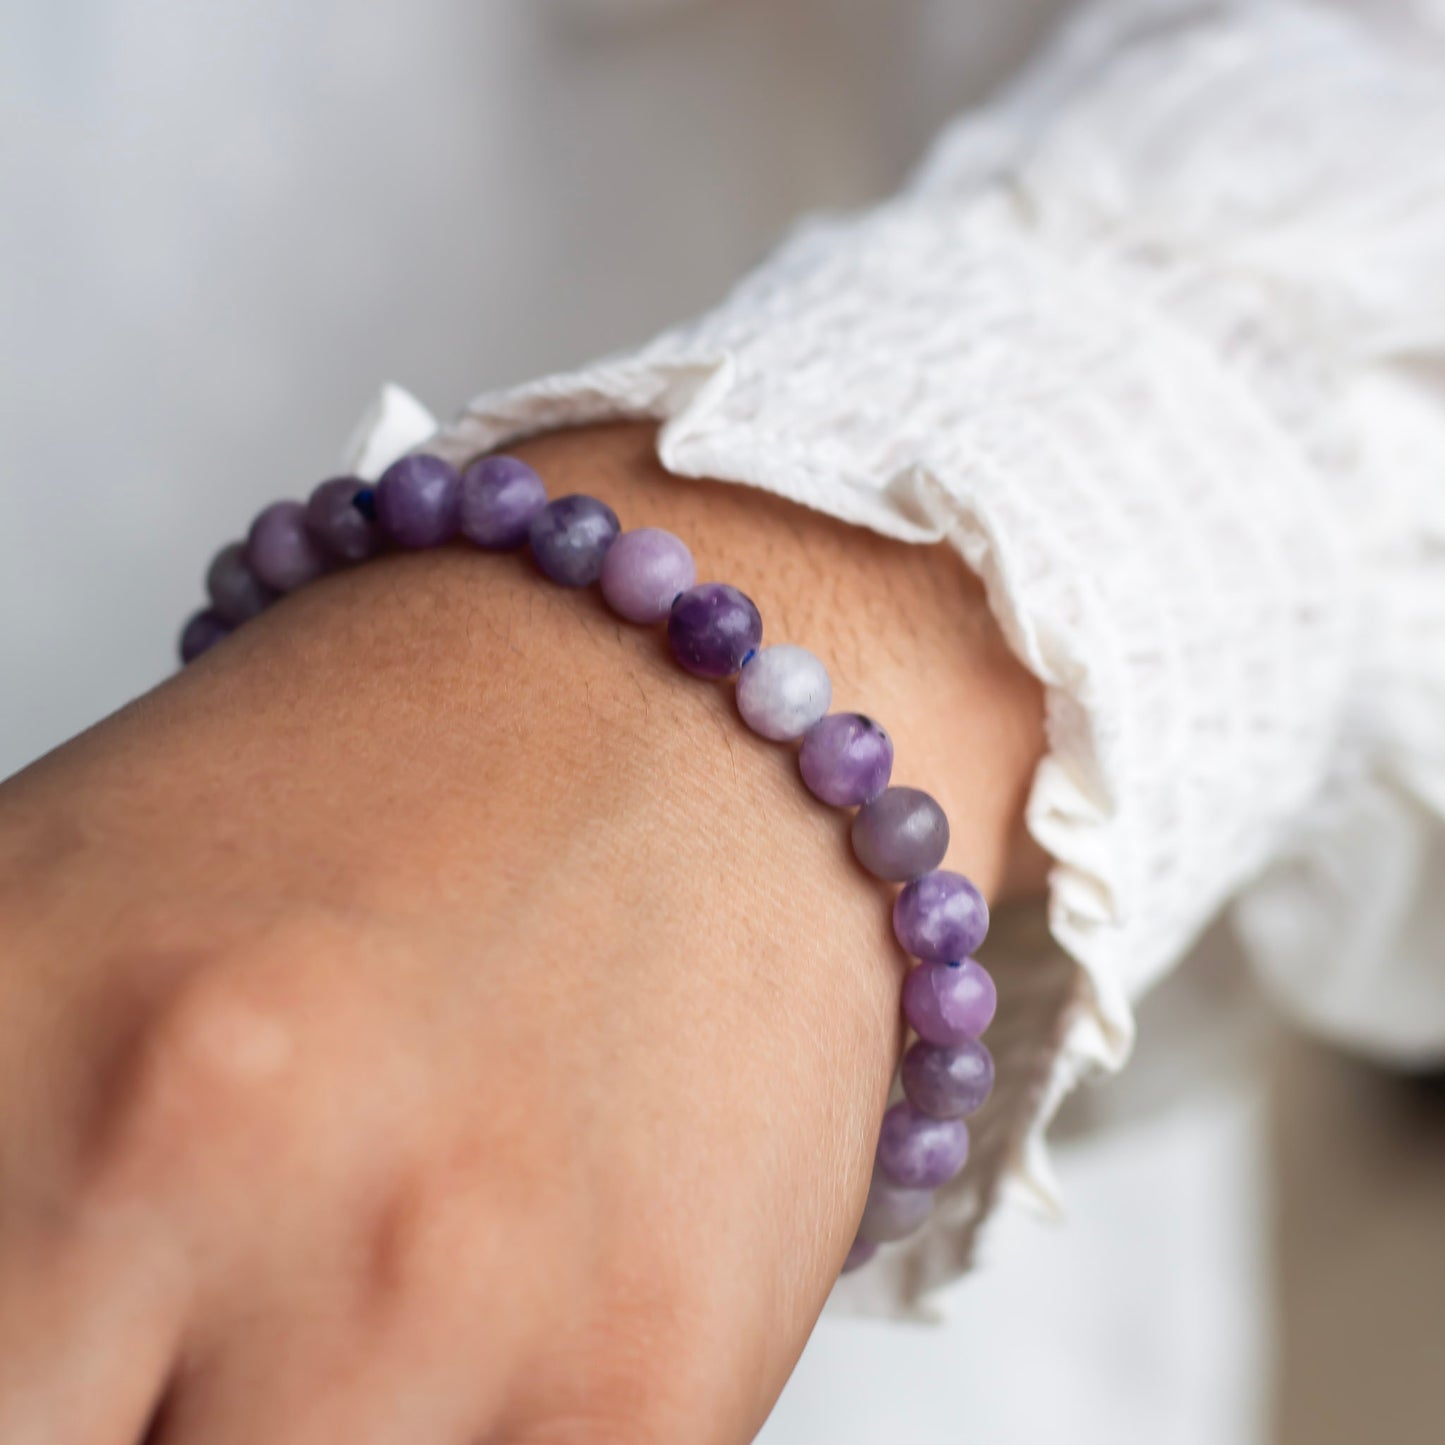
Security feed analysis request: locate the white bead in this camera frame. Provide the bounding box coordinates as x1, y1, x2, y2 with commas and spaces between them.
736, 644, 832, 740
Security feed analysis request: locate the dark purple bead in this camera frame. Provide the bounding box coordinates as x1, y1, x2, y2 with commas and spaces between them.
876, 1101, 971, 1189
306, 475, 379, 563
245, 500, 328, 593
902, 1038, 995, 1118
798, 713, 893, 806
179, 609, 231, 664
902, 960, 998, 1046
376, 454, 460, 549
852, 786, 950, 882
893, 869, 990, 962
667, 583, 763, 678
205, 542, 275, 623
529, 494, 621, 586
459, 454, 548, 550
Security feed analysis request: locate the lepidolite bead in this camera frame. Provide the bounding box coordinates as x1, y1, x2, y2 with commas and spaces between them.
893, 869, 989, 961
851, 786, 949, 882
246, 501, 328, 592
376, 454, 460, 548
667, 583, 762, 678
205, 542, 275, 623
600, 527, 696, 623
841, 1237, 877, 1273
459, 454, 547, 550
902, 960, 997, 1046
179, 609, 230, 663
736, 645, 831, 740
856, 1171, 933, 1244
876, 1101, 971, 1189
529, 494, 621, 586
902, 1037, 994, 1118
798, 713, 893, 806
306, 475, 379, 563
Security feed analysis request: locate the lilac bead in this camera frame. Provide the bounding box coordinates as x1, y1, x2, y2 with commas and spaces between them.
902, 1038, 995, 1119
893, 869, 990, 962
179, 609, 230, 663
245, 500, 328, 593
876, 1101, 971, 1189
459, 454, 547, 551
667, 583, 763, 678
600, 527, 697, 623
529, 494, 621, 586
305, 475, 379, 563
856, 1171, 934, 1244
851, 786, 950, 882
798, 713, 893, 806
903, 960, 998, 1047
736, 645, 832, 741
841, 1238, 877, 1273
376, 454, 460, 548
205, 542, 275, 623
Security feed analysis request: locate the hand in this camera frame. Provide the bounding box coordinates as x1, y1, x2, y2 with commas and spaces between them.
0, 424, 1043, 1443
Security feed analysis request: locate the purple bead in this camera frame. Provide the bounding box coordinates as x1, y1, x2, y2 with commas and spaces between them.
205, 542, 275, 623
376, 454, 460, 548
245, 500, 328, 593
529, 494, 621, 586
902, 1038, 995, 1118
600, 527, 697, 624
305, 475, 379, 563
736, 645, 832, 740
876, 1101, 971, 1188
179, 609, 231, 664
856, 1171, 933, 1245
798, 713, 894, 806
667, 583, 762, 678
851, 786, 950, 882
459, 454, 547, 551
841, 1238, 877, 1273
903, 960, 998, 1047
893, 869, 990, 962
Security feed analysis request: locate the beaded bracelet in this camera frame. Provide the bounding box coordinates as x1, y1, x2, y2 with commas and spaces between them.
180, 451, 998, 1273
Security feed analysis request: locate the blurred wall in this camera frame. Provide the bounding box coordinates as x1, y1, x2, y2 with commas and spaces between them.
0, 0, 1066, 774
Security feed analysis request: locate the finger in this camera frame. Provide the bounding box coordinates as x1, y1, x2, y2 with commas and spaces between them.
0, 1207, 185, 1445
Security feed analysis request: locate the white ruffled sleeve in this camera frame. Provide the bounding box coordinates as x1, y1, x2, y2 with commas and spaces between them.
361, 0, 1445, 1311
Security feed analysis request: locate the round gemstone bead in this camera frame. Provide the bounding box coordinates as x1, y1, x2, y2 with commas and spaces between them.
459, 454, 547, 550
798, 713, 893, 806
600, 527, 697, 624
667, 583, 763, 678
903, 960, 998, 1046
902, 1037, 995, 1118
376, 454, 460, 548
305, 475, 379, 563
841, 1237, 877, 1273
179, 609, 231, 663
205, 542, 275, 623
875, 1101, 971, 1189
893, 869, 989, 961
856, 1171, 933, 1244
736, 645, 832, 740
851, 786, 950, 882
529, 494, 621, 586
245, 500, 328, 593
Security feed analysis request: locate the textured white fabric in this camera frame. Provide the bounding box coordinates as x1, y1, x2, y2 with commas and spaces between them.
357, 0, 1445, 1310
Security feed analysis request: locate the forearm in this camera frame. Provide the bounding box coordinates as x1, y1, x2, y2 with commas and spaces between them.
0, 422, 1043, 1439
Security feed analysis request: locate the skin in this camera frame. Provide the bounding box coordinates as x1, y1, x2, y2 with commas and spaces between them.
0, 423, 1045, 1444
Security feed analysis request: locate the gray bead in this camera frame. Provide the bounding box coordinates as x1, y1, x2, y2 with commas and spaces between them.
851, 786, 950, 881
736, 644, 832, 741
